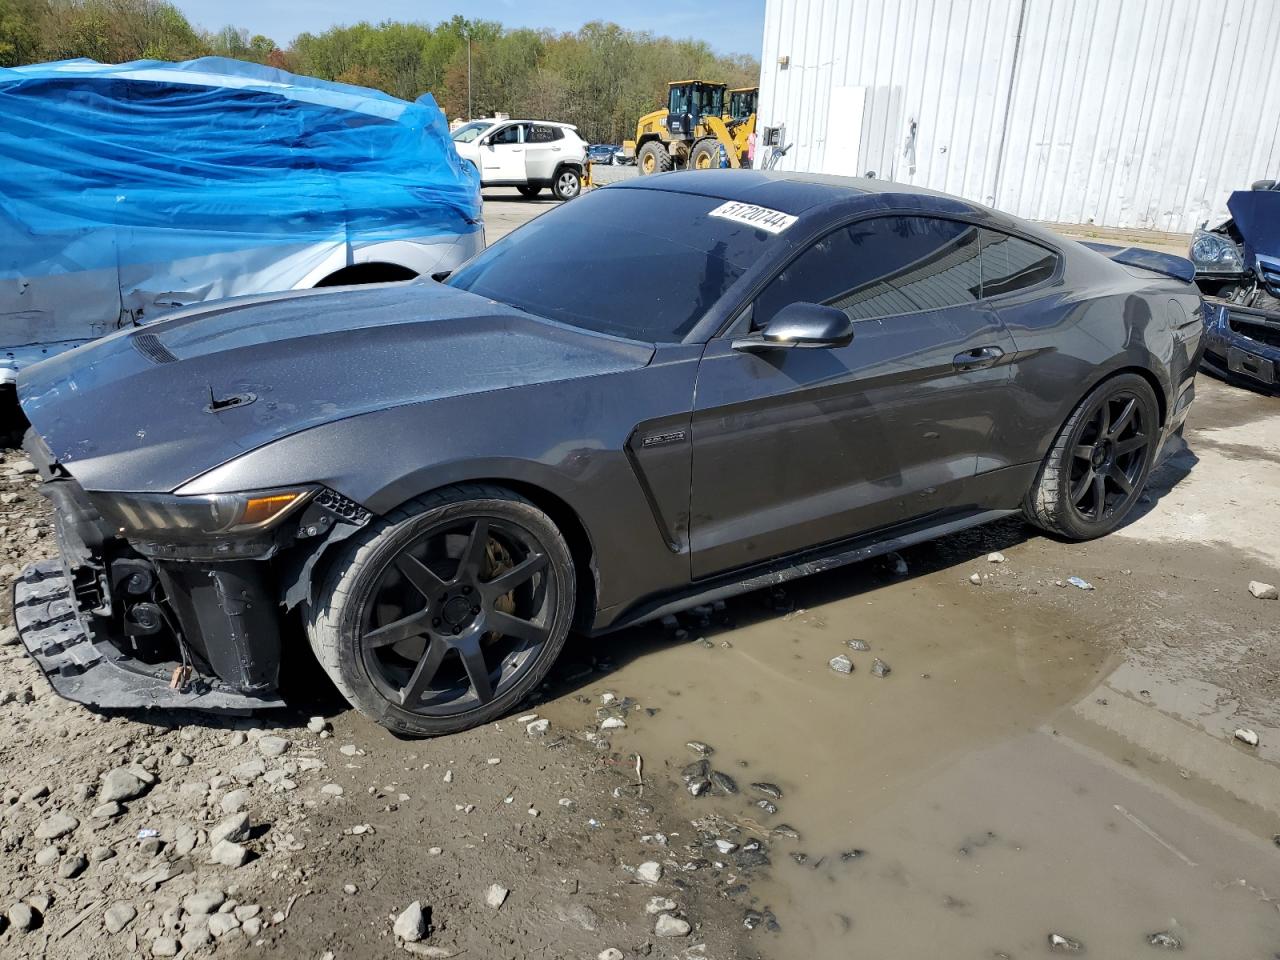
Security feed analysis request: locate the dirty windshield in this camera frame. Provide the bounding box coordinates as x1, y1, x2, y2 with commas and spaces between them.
447, 188, 777, 341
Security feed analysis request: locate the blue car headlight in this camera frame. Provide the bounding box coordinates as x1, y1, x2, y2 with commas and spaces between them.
1190, 228, 1243, 273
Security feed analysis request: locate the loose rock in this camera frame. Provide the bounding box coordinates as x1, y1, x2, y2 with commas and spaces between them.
685, 741, 714, 757
1235, 728, 1260, 747
101, 767, 149, 802
1147, 931, 1182, 950
871, 658, 891, 678
485, 884, 509, 909
646, 896, 677, 914
183, 889, 226, 916
104, 902, 137, 934
709, 770, 738, 794
58, 852, 88, 878
210, 812, 251, 847
257, 735, 290, 758
1049, 933, 1084, 953
846, 639, 870, 651
598, 950, 624, 960
1248, 581, 1278, 600
151, 937, 180, 958
220, 788, 251, 813
35, 812, 78, 840
8, 902, 37, 930
751, 782, 783, 800
393, 901, 427, 942
210, 839, 250, 868
654, 913, 691, 937
829, 654, 853, 674
637, 861, 662, 884
307, 716, 330, 734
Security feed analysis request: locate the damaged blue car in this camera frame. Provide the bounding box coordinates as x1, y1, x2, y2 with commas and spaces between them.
1189, 181, 1280, 392
0, 57, 483, 387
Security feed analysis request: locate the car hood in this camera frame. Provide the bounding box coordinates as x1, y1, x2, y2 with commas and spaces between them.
1228, 189, 1280, 265
17, 281, 654, 493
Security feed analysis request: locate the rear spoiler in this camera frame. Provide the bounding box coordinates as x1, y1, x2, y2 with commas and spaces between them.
1080, 242, 1196, 284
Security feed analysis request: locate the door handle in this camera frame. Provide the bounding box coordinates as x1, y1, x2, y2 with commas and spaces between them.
952, 346, 1005, 371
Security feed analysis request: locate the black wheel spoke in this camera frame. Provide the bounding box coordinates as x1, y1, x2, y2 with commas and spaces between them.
1108, 398, 1136, 439
365, 610, 431, 649
1072, 444, 1094, 462
399, 639, 447, 706
1111, 468, 1134, 495
1097, 401, 1111, 437
483, 552, 547, 597
1091, 472, 1106, 515
395, 554, 448, 598
455, 519, 491, 582
454, 634, 494, 703
1115, 435, 1148, 456
487, 610, 548, 644
1070, 467, 1096, 507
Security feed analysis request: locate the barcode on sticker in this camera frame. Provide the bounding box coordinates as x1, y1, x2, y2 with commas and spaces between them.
708, 201, 798, 234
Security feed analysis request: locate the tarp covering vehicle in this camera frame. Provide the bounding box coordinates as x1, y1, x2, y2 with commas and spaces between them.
1188, 182, 1280, 391
0, 57, 483, 384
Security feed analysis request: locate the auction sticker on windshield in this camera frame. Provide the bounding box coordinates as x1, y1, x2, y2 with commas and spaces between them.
709, 200, 797, 234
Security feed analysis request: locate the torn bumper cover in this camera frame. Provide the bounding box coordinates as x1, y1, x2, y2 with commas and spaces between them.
12, 434, 369, 712
1202, 300, 1280, 389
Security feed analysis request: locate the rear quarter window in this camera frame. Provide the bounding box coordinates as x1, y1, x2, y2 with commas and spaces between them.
980, 229, 1059, 296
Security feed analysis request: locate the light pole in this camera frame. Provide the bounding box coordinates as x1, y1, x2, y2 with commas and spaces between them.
467, 33, 472, 120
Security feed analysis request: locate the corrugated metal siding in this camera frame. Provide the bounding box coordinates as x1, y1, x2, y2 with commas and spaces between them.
757, 0, 1280, 232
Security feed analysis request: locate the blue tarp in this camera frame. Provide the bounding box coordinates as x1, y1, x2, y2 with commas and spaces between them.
0, 57, 482, 280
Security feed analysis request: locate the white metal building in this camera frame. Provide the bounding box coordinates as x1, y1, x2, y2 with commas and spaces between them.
755, 0, 1280, 233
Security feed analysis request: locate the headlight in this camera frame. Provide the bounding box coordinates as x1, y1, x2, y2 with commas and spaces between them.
1189, 228, 1243, 273
90, 487, 315, 542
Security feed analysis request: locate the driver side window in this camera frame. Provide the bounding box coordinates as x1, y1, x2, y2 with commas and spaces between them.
491, 124, 525, 145
753, 216, 983, 329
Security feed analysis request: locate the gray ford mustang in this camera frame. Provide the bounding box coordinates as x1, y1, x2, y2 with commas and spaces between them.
14, 171, 1204, 736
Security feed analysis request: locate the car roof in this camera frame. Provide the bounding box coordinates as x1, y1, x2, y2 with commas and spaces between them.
611, 170, 973, 218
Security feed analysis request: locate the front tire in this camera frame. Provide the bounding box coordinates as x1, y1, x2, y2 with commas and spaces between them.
516, 185, 542, 199
1024, 373, 1161, 540
689, 139, 721, 170
305, 484, 576, 737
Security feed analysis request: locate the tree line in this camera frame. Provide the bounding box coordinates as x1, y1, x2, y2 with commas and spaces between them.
0, 0, 759, 143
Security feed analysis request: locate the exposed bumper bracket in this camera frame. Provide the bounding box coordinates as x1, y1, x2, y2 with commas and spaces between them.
12, 558, 284, 713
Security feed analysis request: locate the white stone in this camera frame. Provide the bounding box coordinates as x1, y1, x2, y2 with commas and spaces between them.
598, 950, 624, 960
601, 717, 626, 730
828, 655, 853, 675
654, 913, 691, 937
220, 788, 251, 814
100, 768, 148, 802
1235, 728, 1260, 747
209, 839, 250, 867
525, 718, 550, 736
485, 884, 509, 909
969, 573, 983, 585
183, 889, 226, 916
1248, 581, 1278, 600
321, 783, 344, 796
987, 552, 1006, 563
208, 913, 240, 938
209, 812, 250, 847
393, 901, 427, 942
636, 861, 662, 884
104, 902, 137, 934
646, 896, 677, 915
257, 735, 290, 758
307, 717, 330, 734
34, 812, 78, 840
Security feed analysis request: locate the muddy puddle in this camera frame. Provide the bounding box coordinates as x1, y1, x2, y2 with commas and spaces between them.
545, 550, 1280, 958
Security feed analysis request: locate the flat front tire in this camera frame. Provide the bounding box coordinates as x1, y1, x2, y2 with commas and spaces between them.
305, 484, 576, 737
1024, 373, 1161, 540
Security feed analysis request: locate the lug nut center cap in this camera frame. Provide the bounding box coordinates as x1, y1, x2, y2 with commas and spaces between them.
443, 596, 474, 628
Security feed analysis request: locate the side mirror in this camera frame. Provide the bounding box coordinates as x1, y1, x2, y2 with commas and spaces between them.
733, 302, 853, 352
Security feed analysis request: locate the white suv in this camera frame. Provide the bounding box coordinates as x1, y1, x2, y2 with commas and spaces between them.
452, 120, 588, 201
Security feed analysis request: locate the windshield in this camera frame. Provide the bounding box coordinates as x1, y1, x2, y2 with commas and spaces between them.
451, 121, 493, 144
447, 188, 781, 342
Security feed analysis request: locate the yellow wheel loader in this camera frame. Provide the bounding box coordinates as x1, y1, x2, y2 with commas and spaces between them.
624, 81, 757, 175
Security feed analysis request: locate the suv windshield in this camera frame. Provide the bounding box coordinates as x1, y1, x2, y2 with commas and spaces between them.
447, 188, 781, 342
451, 121, 493, 143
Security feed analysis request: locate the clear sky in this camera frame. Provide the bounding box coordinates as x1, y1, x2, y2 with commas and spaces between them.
172, 1, 767, 59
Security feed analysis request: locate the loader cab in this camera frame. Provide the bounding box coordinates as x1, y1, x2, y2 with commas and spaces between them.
727, 87, 758, 123
667, 81, 725, 139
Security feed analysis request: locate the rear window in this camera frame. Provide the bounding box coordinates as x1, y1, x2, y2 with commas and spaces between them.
447, 188, 782, 342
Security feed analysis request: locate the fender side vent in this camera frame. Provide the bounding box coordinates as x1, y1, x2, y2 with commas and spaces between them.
132, 333, 179, 365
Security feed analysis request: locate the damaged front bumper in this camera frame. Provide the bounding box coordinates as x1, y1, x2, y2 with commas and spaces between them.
1202, 300, 1280, 389
13, 433, 370, 713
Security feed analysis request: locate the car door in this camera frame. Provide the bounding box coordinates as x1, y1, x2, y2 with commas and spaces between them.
688, 215, 1019, 579
479, 123, 527, 183
524, 125, 562, 182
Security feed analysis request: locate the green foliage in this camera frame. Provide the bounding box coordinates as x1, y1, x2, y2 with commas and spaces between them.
1, 4, 758, 143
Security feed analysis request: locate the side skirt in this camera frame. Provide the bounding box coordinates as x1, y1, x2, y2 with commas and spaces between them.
594, 507, 1019, 634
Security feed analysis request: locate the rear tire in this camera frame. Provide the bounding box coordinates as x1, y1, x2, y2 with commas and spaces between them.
305, 484, 576, 737
516, 185, 542, 199
638, 141, 673, 176
1024, 373, 1161, 540
552, 168, 582, 201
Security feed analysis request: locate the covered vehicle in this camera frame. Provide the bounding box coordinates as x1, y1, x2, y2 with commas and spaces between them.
0, 57, 483, 385
1188, 181, 1280, 391
14, 171, 1203, 736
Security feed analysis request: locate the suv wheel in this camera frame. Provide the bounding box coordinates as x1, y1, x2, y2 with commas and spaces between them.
1024, 373, 1160, 540
553, 167, 582, 201
305, 484, 576, 737
516, 185, 542, 199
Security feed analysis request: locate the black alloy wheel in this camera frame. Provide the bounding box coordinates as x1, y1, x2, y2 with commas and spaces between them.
361, 515, 553, 714
1025, 373, 1161, 540
306, 485, 575, 736
1065, 390, 1152, 523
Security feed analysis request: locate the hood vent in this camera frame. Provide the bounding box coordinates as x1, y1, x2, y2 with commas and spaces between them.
132, 333, 179, 365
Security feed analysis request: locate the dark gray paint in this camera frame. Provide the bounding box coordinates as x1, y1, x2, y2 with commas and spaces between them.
19, 171, 1204, 634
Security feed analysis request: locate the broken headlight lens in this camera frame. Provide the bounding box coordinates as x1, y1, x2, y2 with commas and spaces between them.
1189, 228, 1243, 273
90, 487, 316, 541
